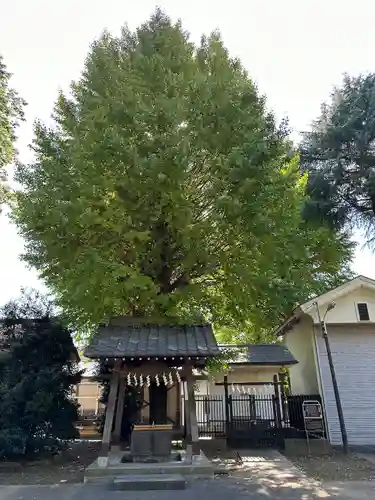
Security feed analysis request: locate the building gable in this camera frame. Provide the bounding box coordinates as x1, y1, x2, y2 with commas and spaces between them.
302, 276, 375, 325
276, 275, 375, 336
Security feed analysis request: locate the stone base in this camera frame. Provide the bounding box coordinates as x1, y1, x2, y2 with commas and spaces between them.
284, 438, 332, 456
84, 449, 214, 484
112, 474, 186, 491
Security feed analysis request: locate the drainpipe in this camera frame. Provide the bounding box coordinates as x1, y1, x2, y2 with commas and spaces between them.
314, 301, 348, 454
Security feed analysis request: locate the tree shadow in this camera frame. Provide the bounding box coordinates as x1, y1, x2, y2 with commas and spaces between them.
217, 451, 334, 499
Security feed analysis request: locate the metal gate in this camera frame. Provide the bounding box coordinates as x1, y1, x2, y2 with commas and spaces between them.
196, 376, 285, 448
195, 386, 325, 449
227, 392, 284, 448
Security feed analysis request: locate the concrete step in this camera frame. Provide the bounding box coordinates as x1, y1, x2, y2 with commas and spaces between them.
112, 474, 187, 491
85, 458, 214, 480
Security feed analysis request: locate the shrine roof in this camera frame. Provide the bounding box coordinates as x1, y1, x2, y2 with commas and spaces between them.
84, 319, 219, 359
219, 343, 297, 366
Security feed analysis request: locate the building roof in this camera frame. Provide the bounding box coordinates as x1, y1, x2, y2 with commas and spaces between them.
84, 321, 219, 359
221, 343, 297, 366
275, 275, 375, 337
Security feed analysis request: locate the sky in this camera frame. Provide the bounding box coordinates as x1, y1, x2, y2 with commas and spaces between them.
1, 0, 374, 305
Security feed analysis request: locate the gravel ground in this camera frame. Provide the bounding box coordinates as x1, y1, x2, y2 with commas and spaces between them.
0, 446, 331, 499
0, 441, 101, 485
284, 451, 375, 482
2, 443, 372, 498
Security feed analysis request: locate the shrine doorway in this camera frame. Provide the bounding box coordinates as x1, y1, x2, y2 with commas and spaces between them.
149, 382, 168, 424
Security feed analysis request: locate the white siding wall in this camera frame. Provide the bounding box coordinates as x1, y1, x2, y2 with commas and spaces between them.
285, 282, 375, 446
316, 325, 375, 445
284, 315, 319, 395
309, 286, 375, 324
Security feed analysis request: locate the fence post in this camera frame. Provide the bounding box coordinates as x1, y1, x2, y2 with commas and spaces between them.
228, 394, 233, 431
273, 375, 282, 428
279, 377, 287, 423
223, 375, 230, 436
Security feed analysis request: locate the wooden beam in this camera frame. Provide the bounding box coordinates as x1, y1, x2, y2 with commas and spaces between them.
215, 380, 280, 386
183, 379, 191, 445
142, 386, 150, 423
100, 360, 121, 457
176, 381, 181, 427
113, 376, 126, 443
185, 365, 200, 455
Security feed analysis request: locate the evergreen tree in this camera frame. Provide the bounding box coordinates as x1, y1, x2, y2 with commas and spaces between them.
0, 290, 81, 459
301, 73, 375, 246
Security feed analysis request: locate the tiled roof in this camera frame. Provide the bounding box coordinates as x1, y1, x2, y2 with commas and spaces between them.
221, 344, 297, 366
84, 321, 219, 359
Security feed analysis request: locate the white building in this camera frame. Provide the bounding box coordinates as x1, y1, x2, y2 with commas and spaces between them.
278, 275, 375, 446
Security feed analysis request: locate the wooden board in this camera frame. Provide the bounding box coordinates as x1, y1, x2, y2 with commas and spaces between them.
133, 424, 173, 431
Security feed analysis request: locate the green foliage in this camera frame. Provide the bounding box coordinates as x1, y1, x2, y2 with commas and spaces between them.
0, 290, 81, 459
13, 10, 353, 339
301, 73, 375, 246
0, 56, 25, 206
205, 345, 245, 375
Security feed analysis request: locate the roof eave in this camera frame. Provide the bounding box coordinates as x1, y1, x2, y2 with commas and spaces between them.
229, 360, 298, 367
83, 352, 219, 360
274, 307, 303, 337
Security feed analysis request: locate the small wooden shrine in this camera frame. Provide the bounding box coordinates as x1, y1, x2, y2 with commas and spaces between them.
84, 317, 219, 461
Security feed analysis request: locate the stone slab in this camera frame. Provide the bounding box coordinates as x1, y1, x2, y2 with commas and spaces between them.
112, 474, 186, 491
84, 453, 214, 483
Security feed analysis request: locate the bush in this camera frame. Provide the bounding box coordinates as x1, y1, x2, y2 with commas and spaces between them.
0, 428, 26, 459
0, 290, 82, 460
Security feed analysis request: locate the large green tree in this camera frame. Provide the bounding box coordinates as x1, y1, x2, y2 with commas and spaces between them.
301, 73, 375, 246
13, 10, 352, 337
0, 56, 25, 206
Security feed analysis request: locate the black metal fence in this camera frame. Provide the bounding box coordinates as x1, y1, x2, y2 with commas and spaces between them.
196, 395, 226, 437
195, 391, 324, 447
